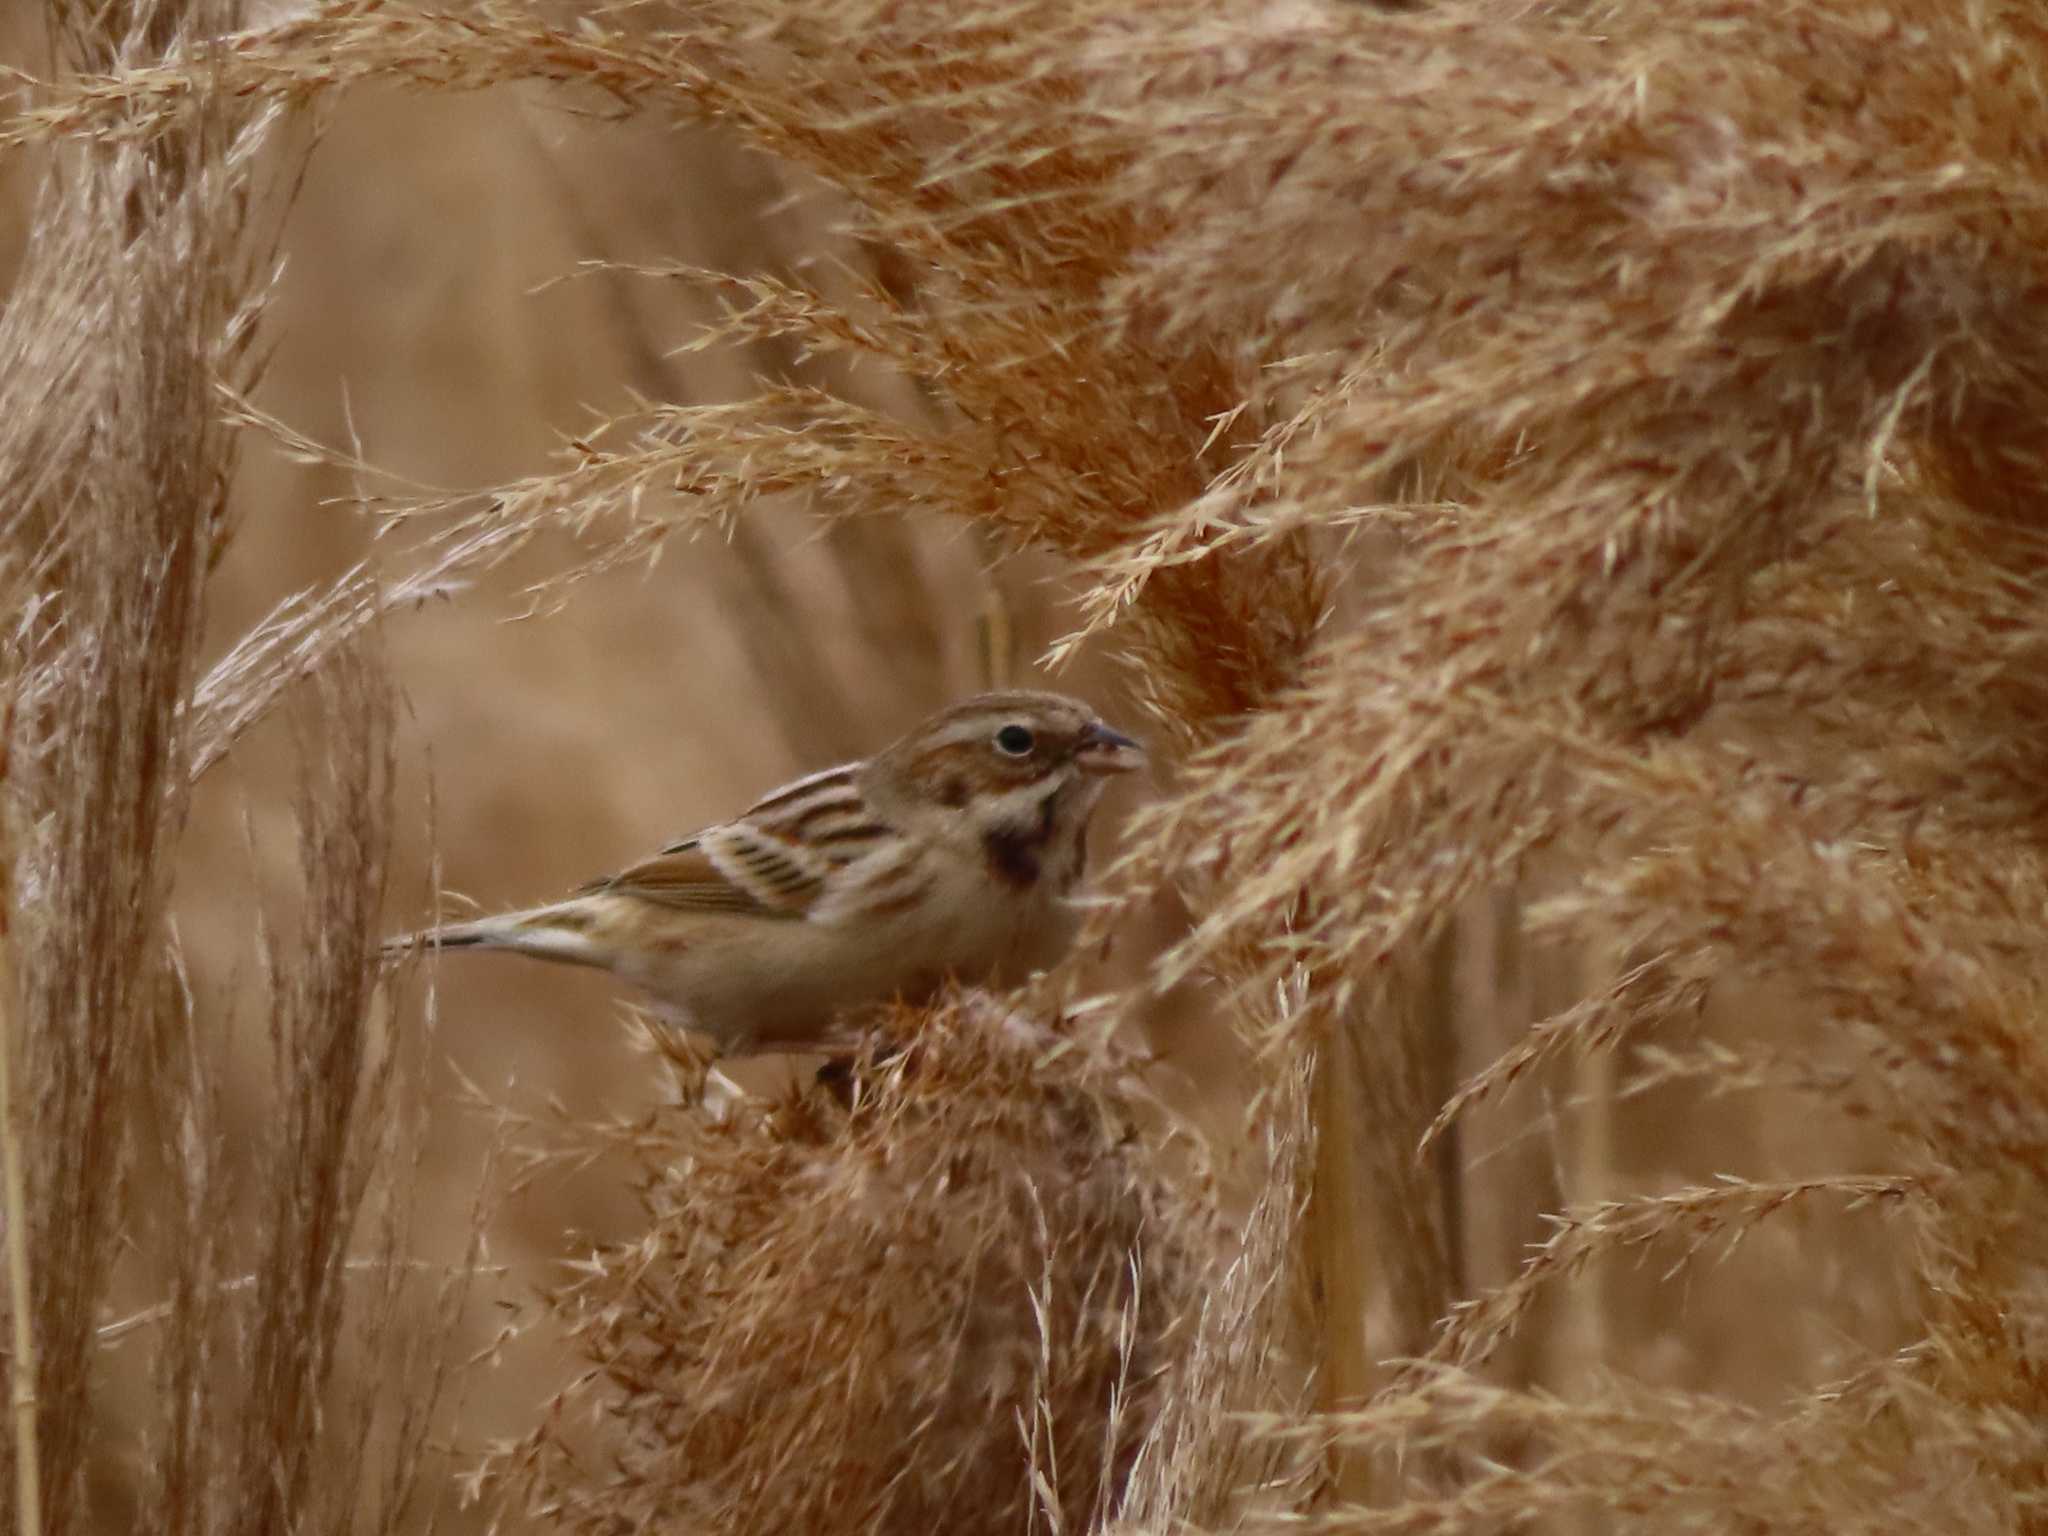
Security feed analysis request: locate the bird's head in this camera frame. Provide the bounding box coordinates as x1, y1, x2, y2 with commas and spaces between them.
863, 691, 1145, 861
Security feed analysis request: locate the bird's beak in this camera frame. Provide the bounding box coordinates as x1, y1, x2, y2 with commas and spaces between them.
1074, 721, 1146, 775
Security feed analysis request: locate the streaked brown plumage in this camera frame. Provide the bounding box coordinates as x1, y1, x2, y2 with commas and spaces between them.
387, 691, 1144, 1053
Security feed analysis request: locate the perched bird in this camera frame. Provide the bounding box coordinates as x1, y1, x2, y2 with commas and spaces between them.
387, 691, 1144, 1053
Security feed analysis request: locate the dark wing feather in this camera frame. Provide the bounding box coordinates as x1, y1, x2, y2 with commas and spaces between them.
577, 837, 770, 914
575, 763, 865, 918
579, 826, 826, 917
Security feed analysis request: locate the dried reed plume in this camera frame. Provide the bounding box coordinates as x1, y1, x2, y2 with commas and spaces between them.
10, 0, 2048, 1532
0, 0, 450, 1529
482, 999, 1214, 1535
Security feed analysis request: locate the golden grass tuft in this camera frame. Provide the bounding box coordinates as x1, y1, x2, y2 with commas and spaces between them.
481, 998, 1215, 1536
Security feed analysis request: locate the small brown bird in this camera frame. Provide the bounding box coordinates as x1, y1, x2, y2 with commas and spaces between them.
388, 691, 1144, 1053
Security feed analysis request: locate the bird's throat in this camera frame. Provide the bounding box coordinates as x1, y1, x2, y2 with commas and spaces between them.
982, 792, 1060, 890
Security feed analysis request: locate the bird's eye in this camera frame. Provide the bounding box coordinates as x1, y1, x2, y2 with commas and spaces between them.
995, 723, 1035, 756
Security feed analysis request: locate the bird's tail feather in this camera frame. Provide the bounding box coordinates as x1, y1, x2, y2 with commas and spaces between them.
383, 902, 608, 970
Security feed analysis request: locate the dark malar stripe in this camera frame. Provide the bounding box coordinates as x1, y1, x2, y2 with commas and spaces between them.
984, 826, 1047, 889
984, 793, 1059, 890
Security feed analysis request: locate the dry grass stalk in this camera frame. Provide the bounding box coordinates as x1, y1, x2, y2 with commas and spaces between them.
223, 649, 404, 1534
7, 0, 1330, 719
1117, 1014, 1320, 1533
0, 66, 256, 1536
0, 707, 38, 1536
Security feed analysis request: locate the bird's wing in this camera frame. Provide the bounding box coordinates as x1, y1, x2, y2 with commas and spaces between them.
579, 826, 827, 917
729, 762, 878, 853
577, 763, 881, 918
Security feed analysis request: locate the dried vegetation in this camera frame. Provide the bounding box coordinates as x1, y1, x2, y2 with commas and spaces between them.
4, 0, 2048, 1532
484, 1000, 1215, 1535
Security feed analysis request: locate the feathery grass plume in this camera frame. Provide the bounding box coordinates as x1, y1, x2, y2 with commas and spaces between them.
1087, 0, 2048, 1001
1260, 1362, 2023, 1536
0, 2, 278, 1519
1254, 675, 2048, 1526
1081, 4, 2048, 1494
101, 648, 450, 1536
2, 0, 1330, 722
1053, 1, 2048, 1521
127, 645, 446, 1535
216, 647, 431, 1536
0, 0, 459, 1528
480, 996, 1215, 1536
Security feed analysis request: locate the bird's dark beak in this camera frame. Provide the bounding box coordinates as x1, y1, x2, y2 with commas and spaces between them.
1074, 721, 1146, 775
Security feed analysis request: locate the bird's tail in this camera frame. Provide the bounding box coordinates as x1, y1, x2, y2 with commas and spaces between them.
382, 901, 609, 970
